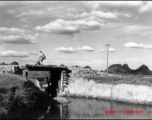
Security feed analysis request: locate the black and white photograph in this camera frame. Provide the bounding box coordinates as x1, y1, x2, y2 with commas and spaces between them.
1, 1, 152, 119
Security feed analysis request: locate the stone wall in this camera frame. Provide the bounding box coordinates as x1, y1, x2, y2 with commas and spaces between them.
66, 78, 152, 105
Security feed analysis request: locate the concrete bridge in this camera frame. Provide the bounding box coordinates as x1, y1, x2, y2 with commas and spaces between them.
23, 64, 71, 96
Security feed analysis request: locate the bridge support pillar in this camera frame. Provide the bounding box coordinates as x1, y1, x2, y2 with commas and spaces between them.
60, 71, 63, 92
23, 70, 28, 78
59, 70, 66, 93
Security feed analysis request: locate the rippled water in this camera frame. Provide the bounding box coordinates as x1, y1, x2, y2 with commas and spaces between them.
14, 97, 152, 119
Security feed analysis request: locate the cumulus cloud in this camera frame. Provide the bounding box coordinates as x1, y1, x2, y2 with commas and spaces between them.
114, 12, 132, 18
101, 48, 116, 52
34, 19, 102, 36
77, 46, 94, 52
91, 11, 117, 19
124, 42, 152, 49
0, 27, 29, 35
83, 16, 105, 23
0, 51, 29, 58
55, 47, 77, 53
0, 35, 37, 44
72, 10, 117, 19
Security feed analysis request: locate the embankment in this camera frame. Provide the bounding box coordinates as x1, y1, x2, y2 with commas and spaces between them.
0, 74, 49, 118
66, 78, 152, 105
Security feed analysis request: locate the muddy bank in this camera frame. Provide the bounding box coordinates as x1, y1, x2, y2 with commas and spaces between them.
66, 78, 152, 105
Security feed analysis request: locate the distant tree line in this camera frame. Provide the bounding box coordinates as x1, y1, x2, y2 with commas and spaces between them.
0, 61, 19, 65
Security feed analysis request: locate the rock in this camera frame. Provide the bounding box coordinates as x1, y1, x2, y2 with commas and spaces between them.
53, 97, 71, 104
57, 89, 69, 97
42, 84, 48, 88
29, 79, 43, 91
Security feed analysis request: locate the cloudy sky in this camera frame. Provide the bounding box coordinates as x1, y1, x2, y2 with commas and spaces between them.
0, 1, 152, 70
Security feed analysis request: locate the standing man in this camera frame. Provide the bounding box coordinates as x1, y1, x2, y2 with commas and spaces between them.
36, 51, 46, 65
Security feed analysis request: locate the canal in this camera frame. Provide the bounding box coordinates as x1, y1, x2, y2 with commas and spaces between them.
9, 97, 152, 119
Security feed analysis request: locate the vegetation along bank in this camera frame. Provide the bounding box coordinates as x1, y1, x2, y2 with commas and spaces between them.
0, 74, 50, 118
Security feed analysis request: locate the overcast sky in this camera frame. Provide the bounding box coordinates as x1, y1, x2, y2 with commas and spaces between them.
0, 1, 152, 70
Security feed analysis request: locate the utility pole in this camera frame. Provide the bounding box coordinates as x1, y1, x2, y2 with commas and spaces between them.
105, 44, 110, 76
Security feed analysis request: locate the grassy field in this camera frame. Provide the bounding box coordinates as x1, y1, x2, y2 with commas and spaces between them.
84, 74, 152, 86
0, 74, 49, 118
69, 68, 152, 86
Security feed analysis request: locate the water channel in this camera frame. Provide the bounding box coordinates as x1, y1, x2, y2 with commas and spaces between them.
10, 97, 152, 119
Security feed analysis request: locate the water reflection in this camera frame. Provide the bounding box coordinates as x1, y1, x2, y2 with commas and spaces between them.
14, 97, 152, 119
13, 105, 62, 119
67, 98, 152, 119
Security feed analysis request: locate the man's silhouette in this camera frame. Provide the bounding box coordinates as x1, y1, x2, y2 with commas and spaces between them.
35, 51, 46, 65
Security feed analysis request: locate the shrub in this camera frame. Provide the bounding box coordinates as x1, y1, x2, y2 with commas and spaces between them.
0, 74, 49, 117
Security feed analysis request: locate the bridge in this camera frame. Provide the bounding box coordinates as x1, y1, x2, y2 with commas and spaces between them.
23, 64, 71, 96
